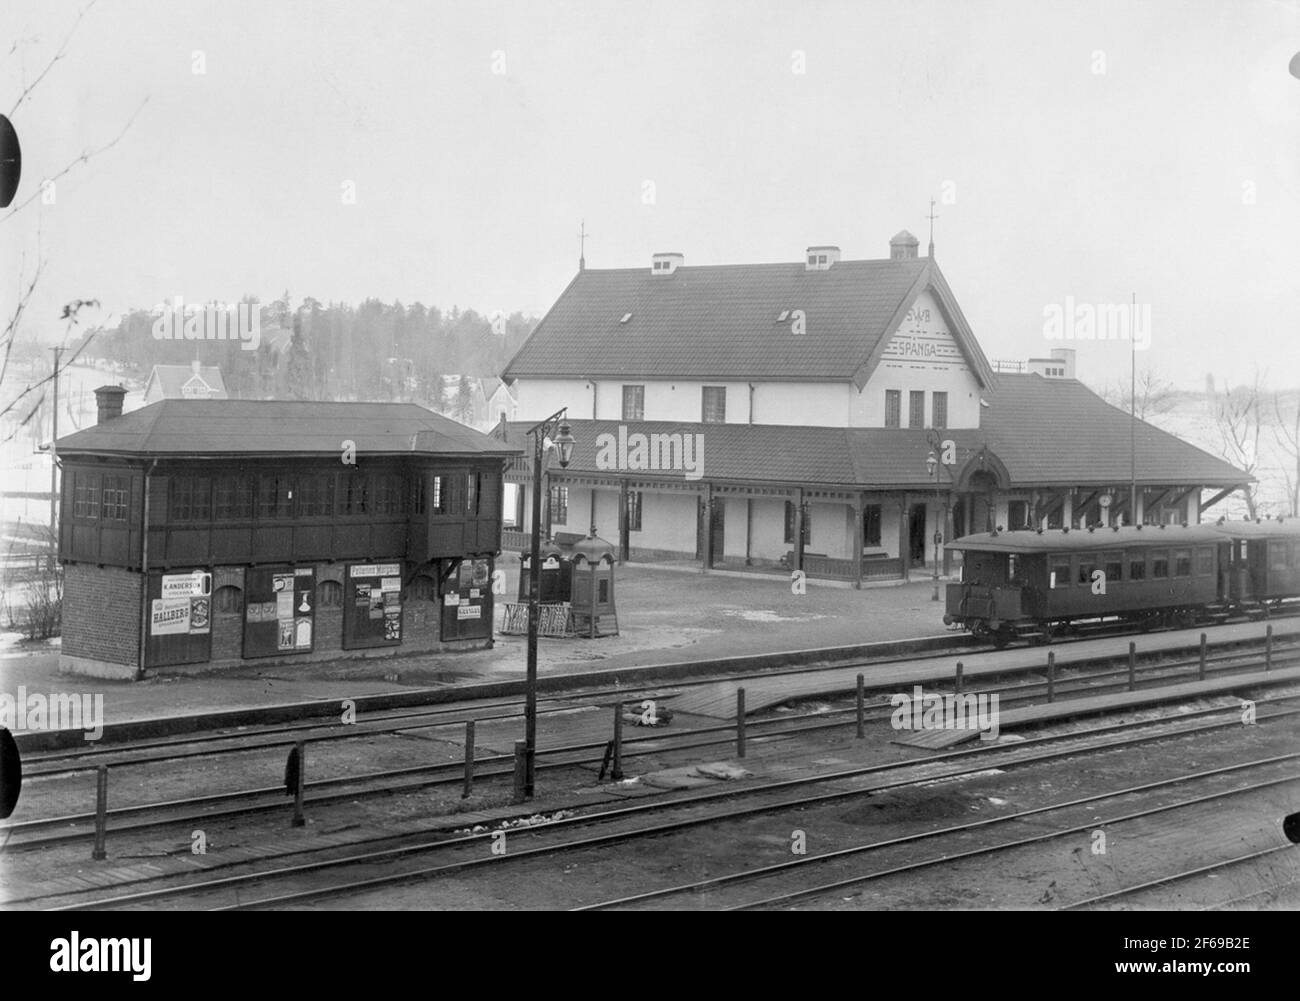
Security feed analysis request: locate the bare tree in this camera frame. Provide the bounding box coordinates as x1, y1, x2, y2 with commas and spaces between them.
1093, 363, 1178, 422
1210, 370, 1264, 518
1273, 390, 1300, 517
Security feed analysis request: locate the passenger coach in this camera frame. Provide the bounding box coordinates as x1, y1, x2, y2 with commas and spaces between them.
944, 518, 1300, 647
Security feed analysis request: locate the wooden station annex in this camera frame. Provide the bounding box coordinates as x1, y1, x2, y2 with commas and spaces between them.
55, 388, 519, 678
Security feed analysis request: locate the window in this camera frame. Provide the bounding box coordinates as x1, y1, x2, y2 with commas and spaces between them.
550, 485, 569, 524
73, 474, 99, 519
626, 490, 643, 532
784, 501, 811, 546
622, 385, 645, 421
431, 475, 447, 515
318, 580, 343, 607
702, 386, 726, 423
909, 391, 925, 429
863, 504, 882, 547
295, 474, 336, 518
171, 476, 211, 521
1129, 553, 1147, 580
1076, 558, 1095, 585
885, 390, 901, 428
410, 475, 425, 515
100, 475, 128, 521
1196, 547, 1215, 576
464, 473, 479, 517
1151, 550, 1169, 579
1050, 558, 1071, 588
932, 391, 948, 429
343, 473, 368, 516
215, 475, 252, 519
1174, 549, 1192, 577
1269, 541, 1289, 571
1007, 500, 1029, 530
373, 473, 402, 515
598, 578, 610, 603
258, 474, 290, 519
1102, 552, 1123, 584
213, 585, 242, 615
1047, 505, 1064, 530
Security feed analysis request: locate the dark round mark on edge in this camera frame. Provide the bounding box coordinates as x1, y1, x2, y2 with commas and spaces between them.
0, 727, 21, 820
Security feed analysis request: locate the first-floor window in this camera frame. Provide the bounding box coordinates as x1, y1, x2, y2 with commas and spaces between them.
100, 474, 129, 521
884, 390, 901, 428
623, 385, 645, 421
550, 484, 569, 524
702, 386, 726, 423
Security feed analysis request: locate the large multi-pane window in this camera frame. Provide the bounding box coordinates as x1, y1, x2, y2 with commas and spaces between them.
622, 385, 645, 421
172, 476, 212, 521
908, 391, 925, 429
932, 391, 948, 429
884, 390, 901, 428
409, 475, 425, 516
702, 386, 726, 423
372, 474, 402, 515
296, 473, 336, 517
73, 474, 99, 519
465, 473, 480, 517
342, 474, 368, 516
258, 474, 290, 519
100, 475, 129, 521
215, 475, 252, 519
431, 475, 447, 515
550, 484, 569, 524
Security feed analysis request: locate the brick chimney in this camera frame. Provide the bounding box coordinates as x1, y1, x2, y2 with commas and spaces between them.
94, 385, 127, 424
889, 230, 920, 261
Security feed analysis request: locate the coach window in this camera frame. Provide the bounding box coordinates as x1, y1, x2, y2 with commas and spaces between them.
1196, 547, 1215, 576
1050, 557, 1070, 588
1151, 550, 1169, 579
1174, 549, 1192, 577
1271, 541, 1290, 572
1076, 557, 1096, 585
1102, 552, 1123, 583
1128, 552, 1147, 580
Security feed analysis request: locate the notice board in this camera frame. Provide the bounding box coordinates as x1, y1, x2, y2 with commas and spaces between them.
145, 569, 213, 668
441, 557, 493, 642
243, 567, 315, 658
343, 562, 403, 650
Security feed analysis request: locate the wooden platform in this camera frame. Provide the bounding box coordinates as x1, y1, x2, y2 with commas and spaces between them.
890, 665, 1300, 749
669, 619, 1300, 720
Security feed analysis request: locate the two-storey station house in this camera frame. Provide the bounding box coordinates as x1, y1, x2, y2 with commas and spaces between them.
56, 388, 518, 678
497, 230, 1248, 586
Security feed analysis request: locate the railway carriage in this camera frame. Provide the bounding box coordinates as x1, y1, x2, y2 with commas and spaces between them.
943, 518, 1300, 647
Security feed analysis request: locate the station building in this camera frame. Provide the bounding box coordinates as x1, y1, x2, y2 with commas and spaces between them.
55, 389, 518, 678
497, 231, 1248, 584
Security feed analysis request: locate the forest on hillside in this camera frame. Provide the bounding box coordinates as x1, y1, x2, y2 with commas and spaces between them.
71, 293, 539, 405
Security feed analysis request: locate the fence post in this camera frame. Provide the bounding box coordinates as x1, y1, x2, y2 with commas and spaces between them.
1046, 652, 1055, 703
1128, 642, 1136, 692
1265, 624, 1273, 671
512, 739, 527, 804
955, 661, 964, 696
736, 688, 746, 758
612, 702, 624, 781
92, 766, 108, 861
1199, 633, 1207, 681
291, 741, 306, 827
855, 674, 865, 739
461, 720, 475, 799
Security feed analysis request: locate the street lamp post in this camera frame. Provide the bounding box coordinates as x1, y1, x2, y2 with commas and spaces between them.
523, 409, 574, 798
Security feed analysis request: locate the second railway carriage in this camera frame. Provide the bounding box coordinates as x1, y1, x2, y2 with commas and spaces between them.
943, 518, 1300, 647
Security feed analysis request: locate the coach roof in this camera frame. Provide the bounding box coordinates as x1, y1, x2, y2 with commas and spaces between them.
947, 519, 1300, 554
54, 399, 521, 459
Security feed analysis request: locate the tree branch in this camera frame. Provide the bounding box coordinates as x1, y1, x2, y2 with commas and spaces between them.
8, 0, 97, 118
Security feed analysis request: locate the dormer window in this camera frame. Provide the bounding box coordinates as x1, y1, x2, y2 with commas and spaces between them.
804, 245, 840, 271
650, 252, 684, 275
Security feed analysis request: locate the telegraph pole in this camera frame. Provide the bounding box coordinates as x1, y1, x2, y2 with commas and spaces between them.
1129, 292, 1136, 524
50, 346, 62, 530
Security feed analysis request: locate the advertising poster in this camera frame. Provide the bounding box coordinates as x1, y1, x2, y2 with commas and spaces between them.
243, 567, 315, 659
344, 562, 403, 649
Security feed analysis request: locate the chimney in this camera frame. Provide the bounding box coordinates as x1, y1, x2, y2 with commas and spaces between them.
650, 251, 684, 276
889, 230, 920, 261
805, 245, 840, 271
94, 385, 127, 424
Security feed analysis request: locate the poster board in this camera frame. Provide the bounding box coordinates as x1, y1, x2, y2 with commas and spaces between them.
441, 556, 493, 642
343, 562, 403, 649
243, 567, 315, 659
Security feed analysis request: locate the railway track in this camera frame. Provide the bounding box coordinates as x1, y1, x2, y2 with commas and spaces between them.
16, 695, 1299, 911
7, 639, 1298, 852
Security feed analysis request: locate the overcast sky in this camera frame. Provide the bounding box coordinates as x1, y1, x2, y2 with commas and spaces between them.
4, 0, 1298, 389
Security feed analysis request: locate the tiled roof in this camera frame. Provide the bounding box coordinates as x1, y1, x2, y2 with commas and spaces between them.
56, 400, 521, 459
502, 257, 994, 387
498, 375, 1246, 490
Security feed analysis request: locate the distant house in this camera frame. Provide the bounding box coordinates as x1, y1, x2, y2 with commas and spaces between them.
481, 377, 517, 429
143, 361, 228, 403
438, 374, 515, 431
